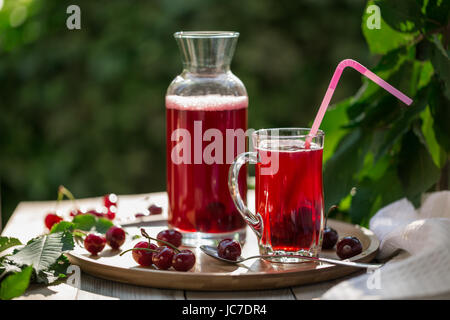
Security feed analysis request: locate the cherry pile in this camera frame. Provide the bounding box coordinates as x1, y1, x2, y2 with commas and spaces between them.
322, 228, 362, 259
321, 206, 362, 260
69, 193, 118, 220
121, 228, 196, 272
44, 186, 164, 232
44, 188, 120, 231
41, 186, 170, 261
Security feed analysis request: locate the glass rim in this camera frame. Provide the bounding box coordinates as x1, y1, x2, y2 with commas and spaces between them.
174, 31, 239, 39
253, 127, 325, 139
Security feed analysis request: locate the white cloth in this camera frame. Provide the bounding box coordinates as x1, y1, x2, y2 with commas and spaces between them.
322, 191, 450, 299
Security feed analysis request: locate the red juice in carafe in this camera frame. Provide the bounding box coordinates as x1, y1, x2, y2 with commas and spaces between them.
255, 141, 324, 253
166, 95, 248, 234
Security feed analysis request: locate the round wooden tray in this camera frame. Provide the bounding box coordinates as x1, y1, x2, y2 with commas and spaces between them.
67, 218, 379, 291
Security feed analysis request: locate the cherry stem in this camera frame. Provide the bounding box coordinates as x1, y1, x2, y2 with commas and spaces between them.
325, 205, 339, 228
58, 185, 80, 210
119, 247, 158, 256
72, 229, 88, 248
57, 189, 64, 202
73, 229, 88, 236
140, 228, 180, 253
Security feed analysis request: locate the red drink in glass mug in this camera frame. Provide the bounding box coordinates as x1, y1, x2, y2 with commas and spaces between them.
229, 128, 324, 261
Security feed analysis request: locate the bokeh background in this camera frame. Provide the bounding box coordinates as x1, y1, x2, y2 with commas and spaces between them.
0, 0, 374, 225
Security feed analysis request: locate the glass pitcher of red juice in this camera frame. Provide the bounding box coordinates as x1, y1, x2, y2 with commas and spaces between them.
166, 31, 248, 246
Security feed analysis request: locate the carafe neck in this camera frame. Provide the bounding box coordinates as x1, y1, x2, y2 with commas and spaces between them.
175, 31, 239, 75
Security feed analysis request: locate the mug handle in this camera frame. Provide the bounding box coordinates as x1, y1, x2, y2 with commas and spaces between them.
228, 152, 263, 239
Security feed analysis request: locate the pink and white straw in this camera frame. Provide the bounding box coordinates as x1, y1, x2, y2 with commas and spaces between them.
306, 59, 413, 147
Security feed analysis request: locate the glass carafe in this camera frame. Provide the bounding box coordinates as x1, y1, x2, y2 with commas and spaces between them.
166, 31, 248, 246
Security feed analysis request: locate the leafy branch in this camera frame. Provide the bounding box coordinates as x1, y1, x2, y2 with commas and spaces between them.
0, 186, 115, 300
322, 0, 449, 225
0, 232, 74, 300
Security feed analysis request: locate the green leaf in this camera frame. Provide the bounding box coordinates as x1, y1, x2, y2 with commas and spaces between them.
50, 221, 75, 234
95, 217, 114, 234
421, 0, 450, 31
0, 237, 22, 253
346, 58, 414, 123
0, 266, 33, 300
358, 151, 390, 181
430, 36, 450, 100
41, 254, 71, 283
372, 46, 411, 75
376, 165, 405, 207
397, 129, 441, 204
320, 97, 350, 163
375, 84, 430, 160
0, 262, 22, 281
349, 177, 379, 225
417, 60, 434, 89
6, 232, 74, 284
351, 163, 405, 225
420, 105, 443, 168
376, 0, 425, 33
72, 214, 96, 231
324, 129, 369, 209
71, 213, 113, 234
428, 78, 450, 151
362, 1, 417, 54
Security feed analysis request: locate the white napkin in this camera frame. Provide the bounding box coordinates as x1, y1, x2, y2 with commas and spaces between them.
322, 190, 450, 299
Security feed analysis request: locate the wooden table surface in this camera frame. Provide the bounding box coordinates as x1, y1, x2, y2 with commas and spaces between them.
1, 191, 363, 300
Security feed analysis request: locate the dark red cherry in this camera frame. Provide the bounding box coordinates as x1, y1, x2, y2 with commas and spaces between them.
336, 236, 363, 259
172, 249, 196, 272
217, 238, 241, 261
84, 234, 106, 255
156, 229, 182, 248
148, 204, 163, 215
103, 193, 118, 208
152, 246, 174, 270
44, 213, 63, 230
322, 227, 339, 249
132, 241, 157, 267
105, 226, 126, 250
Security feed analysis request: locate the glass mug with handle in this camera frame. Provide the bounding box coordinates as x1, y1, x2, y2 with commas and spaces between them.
229, 128, 325, 262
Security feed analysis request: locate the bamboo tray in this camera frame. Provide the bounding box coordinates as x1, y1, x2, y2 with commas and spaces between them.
67, 218, 379, 291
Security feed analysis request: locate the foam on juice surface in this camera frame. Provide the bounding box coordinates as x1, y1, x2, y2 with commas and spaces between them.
257, 139, 322, 152
166, 95, 248, 111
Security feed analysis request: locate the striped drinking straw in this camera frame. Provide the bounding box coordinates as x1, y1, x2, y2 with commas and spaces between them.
306, 59, 413, 147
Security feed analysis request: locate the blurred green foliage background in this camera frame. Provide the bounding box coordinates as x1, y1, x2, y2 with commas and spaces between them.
0, 0, 374, 225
